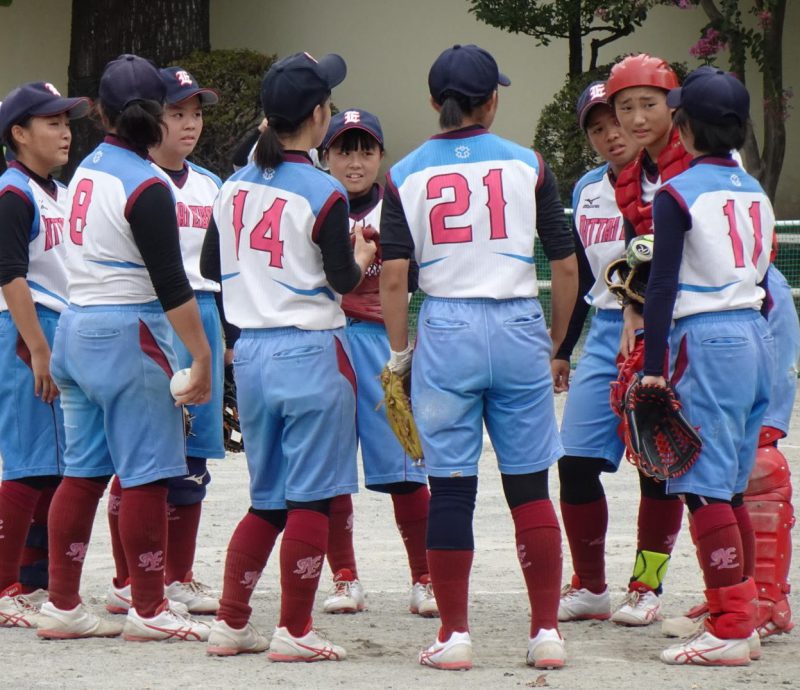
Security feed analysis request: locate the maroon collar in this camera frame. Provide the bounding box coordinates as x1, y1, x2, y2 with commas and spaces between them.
431, 125, 489, 141
9, 160, 58, 200
284, 151, 314, 165
104, 134, 148, 159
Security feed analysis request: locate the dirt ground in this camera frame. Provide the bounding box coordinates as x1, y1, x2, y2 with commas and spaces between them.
2, 391, 798, 690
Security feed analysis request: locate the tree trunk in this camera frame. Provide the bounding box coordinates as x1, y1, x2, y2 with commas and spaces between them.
65, 0, 210, 180
758, 0, 786, 201
567, 0, 583, 77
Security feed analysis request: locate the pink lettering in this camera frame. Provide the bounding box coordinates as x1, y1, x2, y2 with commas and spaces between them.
43, 217, 64, 250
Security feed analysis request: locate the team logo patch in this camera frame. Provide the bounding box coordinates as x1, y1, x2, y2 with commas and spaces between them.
92, 150, 103, 164
730, 173, 742, 187
454, 145, 470, 159
582, 195, 600, 208
167, 505, 179, 521
589, 83, 606, 100
517, 544, 531, 569
262, 168, 275, 181
175, 70, 193, 87
138, 550, 165, 572
67, 542, 88, 563
107, 494, 121, 516
343, 110, 361, 124
44, 82, 61, 96
709, 547, 739, 570
241, 571, 261, 590
345, 513, 354, 533
293, 555, 323, 580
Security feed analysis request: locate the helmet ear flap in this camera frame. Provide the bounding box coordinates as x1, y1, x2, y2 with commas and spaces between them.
606, 54, 679, 102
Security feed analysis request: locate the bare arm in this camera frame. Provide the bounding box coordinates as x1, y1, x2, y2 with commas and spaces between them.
165, 298, 212, 406
2, 279, 58, 403
380, 258, 411, 352
548, 254, 579, 357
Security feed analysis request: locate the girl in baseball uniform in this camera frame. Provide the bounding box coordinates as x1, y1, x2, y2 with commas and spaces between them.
0, 81, 88, 628
200, 52, 376, 661
37, 54, 212, 644
105, 66, 223, 618
645, 67, 773, 666
380, 44, 578, 671
318, 109, 435, 618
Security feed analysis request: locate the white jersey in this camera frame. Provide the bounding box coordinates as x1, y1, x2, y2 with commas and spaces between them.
388, 129, 540, 299
156, 161, 221, 293
0, 164, 69, 313
214, 154, 347, 330
571, 164, 624, 311
660, 158, 774, 319
65, 140, 173, 306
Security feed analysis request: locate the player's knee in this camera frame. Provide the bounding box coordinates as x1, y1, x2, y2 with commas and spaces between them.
367, 480, 426, 495
683, 493, 730, 514
501, 469, 550, 509
427, 475, 477, 550
558, 456, 605, 504
167, 458, 210, 505
286, 498, 331, 516
248, 506, 288, 531
640, 472, 679, 500
24, 522, 48, 550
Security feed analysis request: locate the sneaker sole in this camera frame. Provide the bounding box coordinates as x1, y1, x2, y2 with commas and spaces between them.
106, 605, 129, 615
530, 658, 565, 669
420, 659, 473, 671
558, 612, 610, 622
207, 645, 267, 656
663, 656, 750, 667
38, 628, 120, 639
324, 604, 365, 614
268, 652, 343, 662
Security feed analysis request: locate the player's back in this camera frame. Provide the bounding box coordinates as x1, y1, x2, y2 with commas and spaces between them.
388, 128, 540, 300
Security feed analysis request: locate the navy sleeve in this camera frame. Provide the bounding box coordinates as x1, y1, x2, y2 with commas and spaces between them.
555, 225, 594, 360
200, 215, 221, 283
379, 179, 415, 261
0, 191, 34, 286
128, 183, 194, 311
535, 161, 574, 261
643, 191, 689, 376
315, 197, 363, 294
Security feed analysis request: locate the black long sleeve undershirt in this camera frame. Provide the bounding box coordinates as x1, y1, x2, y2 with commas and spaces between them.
128, 183, 194, 312
555, 225, 595, 360
0, 191, 34, 286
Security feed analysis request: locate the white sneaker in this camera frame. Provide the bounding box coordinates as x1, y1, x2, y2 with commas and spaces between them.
106, 581, 132, 614
165, 575, 219, 614
661, 601, 708, 638
419, 630, 473, 671
748, 631, 761, 661
19, 588, 49, 609
268, 625, 346, 662
558, 583, 611, 622
37, 601, 123, 639
611, 588, 662, 626
206, 619, 269, 656
123, 600, 210, 642
322, 569, 366, 614
0, 584, 42, 628
526, 628, 566, 669
660, 631, 751, 666
409, 575, 439, 618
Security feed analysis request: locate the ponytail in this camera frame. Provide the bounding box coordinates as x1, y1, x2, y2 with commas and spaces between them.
437, 90, 491, 130
104, 99, 163, 151
254, 121, 286, 170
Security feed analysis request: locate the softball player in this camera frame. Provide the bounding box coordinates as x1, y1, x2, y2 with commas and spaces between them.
599, 54, 690, 623
318, 109, 435, 617
105, 66, 223, 617
0, 82, 88, 627
380, 44, 578, 670
200, 52, 376, 661
643, 67, 773, 666
552, 82, 647, 622
37, 54, 212, 643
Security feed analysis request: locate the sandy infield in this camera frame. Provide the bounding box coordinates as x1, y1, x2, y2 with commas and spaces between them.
2, 391, 798, 689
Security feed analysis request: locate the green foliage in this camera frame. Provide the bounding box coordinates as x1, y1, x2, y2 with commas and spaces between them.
533, 59, 688, 206
175, 49, 275, 178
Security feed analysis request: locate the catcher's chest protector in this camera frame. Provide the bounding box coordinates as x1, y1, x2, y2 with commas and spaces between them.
615, 128, 692, 237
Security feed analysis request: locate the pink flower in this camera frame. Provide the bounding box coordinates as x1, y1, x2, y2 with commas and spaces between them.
758, 11, 772, 30
676, 0, 694, 8
689, 28, 727, 58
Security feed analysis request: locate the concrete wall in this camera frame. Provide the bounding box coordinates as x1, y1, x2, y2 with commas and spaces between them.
0, 0, 797, 215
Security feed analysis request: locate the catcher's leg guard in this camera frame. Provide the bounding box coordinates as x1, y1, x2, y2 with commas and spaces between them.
744, 443, 795, 637
705, 578, 757, 640
630, 549, 670, 592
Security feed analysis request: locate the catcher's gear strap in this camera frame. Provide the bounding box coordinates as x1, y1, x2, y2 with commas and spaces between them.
622, 378, 702, 481
744, 446, 794, 602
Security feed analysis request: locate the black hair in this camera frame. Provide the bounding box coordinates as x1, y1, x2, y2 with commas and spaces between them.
254, 94, 330, 171
437, 90, 492, 130
327, 128, 383, 154
3, 114, 33, 154
103, 99, 164, 151
673, 108, 747, 155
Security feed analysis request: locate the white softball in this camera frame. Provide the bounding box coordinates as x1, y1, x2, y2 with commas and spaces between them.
169, 368, 192, 399
626, 234, 655, 266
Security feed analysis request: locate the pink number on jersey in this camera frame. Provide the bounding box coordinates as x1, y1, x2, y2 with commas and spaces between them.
69, 178, 94, 246
428, 173, 472, 244
249, 198, 287, 268
723, 199, 765, 269
482, 168, 508, 240
749, 201, 763, 267
231, 190, 248, 260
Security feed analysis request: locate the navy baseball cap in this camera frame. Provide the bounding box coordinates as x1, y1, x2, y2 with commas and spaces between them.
322, 108, 384, 150
99, 54, 166, 113
577, 81, 610, 129
160, 67, 219, 106
0, 82, 89, 142
261, 52, 346, 126
428, 44, 510, 103
667, 66, 750, 125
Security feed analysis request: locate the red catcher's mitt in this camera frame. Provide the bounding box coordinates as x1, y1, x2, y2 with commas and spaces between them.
622, 377, 702, 481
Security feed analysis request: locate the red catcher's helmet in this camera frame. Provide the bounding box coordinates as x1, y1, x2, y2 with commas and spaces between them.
606, 54, 679, 102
